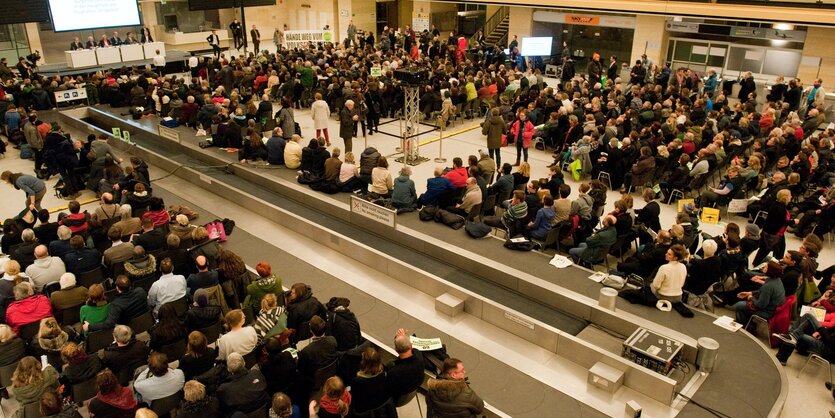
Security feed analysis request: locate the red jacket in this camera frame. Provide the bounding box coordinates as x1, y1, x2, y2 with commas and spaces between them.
444, 167, 468, 188
509, 119, 535, 149
6, 294, 52, 334
142, 210, 170, 228
60, 213, 89, 234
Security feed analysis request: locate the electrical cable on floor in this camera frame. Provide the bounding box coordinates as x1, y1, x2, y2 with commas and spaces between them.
675, 392, 732, 418
586, 323, 627, 340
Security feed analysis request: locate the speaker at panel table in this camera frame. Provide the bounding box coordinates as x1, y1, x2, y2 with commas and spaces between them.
49, 0, 141, 34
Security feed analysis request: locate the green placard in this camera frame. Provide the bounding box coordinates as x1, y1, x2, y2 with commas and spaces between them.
111, 127, 121, 139
122, 131, 131, 143
370, 67, 382, 77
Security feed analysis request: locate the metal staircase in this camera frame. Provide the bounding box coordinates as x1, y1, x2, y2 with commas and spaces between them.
474, 6, 509, 48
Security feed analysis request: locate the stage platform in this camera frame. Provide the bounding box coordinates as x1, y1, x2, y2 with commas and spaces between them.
51, 105, 787, 418
38, 50, 191, 77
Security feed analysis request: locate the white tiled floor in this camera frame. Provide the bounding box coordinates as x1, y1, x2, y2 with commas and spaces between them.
1, 102, 834, 416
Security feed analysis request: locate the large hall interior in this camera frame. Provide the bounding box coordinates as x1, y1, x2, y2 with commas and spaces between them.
0, 0, 834, 417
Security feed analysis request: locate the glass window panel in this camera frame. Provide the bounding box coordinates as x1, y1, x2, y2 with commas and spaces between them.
762, 50, 801, 77
690, 44, 708, 64
674, 41, 692, 62
707, 56, 725, 67
727, 46, 763, 73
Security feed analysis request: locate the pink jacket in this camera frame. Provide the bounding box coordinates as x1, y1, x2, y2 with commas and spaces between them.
509, 119, 535, 149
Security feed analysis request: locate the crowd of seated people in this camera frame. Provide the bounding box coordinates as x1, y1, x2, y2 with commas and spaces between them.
0, 215, 487, 417
2, 20, 835, 413
0, 173, 483, 416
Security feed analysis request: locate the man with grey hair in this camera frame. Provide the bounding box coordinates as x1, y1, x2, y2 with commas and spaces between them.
103, 324, 150, 382
25, 245, 66, 292
284, 134, 303, 170
48, 225, 73, 259
10, 228, 38, 270
385, 328, 425, 401
339, 100, 358, 152
5, 281, 52, 334
217, 352, 269, 415
50, 272, 88, 310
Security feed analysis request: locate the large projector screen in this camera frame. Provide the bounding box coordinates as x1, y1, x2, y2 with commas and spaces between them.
520, 37, 553, 56
49, 0, 141, 32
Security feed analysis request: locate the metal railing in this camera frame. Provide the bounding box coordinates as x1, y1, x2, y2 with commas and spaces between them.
471, 6, 509, 48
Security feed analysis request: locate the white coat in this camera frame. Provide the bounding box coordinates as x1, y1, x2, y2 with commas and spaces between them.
311, 100, 331, 130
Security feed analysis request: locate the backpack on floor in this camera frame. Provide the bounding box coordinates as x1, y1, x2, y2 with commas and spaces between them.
464, 221, 492, 238
434, 209, 465, 230
418, 206, 438, 222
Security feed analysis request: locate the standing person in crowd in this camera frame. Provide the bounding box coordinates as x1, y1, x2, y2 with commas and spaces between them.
251, 25, 261, 53
753, 189, 793, 266
229, 19, 243, 49
508, 109, 535, 166
482, 108, 506, 167
207, 30, 221, 59
2, 171, 46, 211
311, 93, 331, 146
340, 100, 359, 153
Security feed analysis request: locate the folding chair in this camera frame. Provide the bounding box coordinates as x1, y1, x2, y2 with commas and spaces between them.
798, 354, 833, 384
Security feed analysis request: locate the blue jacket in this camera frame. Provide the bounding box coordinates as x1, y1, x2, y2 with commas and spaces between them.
704, 74, 718, 93
420, 177, 455, 206
752, 277, 786, 318
529, 206, 555, 240
266, 135, 286, 165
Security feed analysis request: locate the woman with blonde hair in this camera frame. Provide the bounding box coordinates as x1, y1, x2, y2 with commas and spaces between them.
311, 376, 351, 417
253, 293, 287, 343
513, 162, 531, 189
0, 324, 25, 366
11, 356, 59, 417
338, 151, 362, 192
0, 259, 31, 303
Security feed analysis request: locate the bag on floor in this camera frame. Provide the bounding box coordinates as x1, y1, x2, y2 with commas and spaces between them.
503, 237, 539, 251
464, 221, 492, 238
310, 180, 340, 194
297, 172, 321, 184
168, 204, 200, 221
418, 206, 438, 222
205, 220, 227, 242
160, 118, 179, 128
221, 218, 235, 235
434, 209, 465, 230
